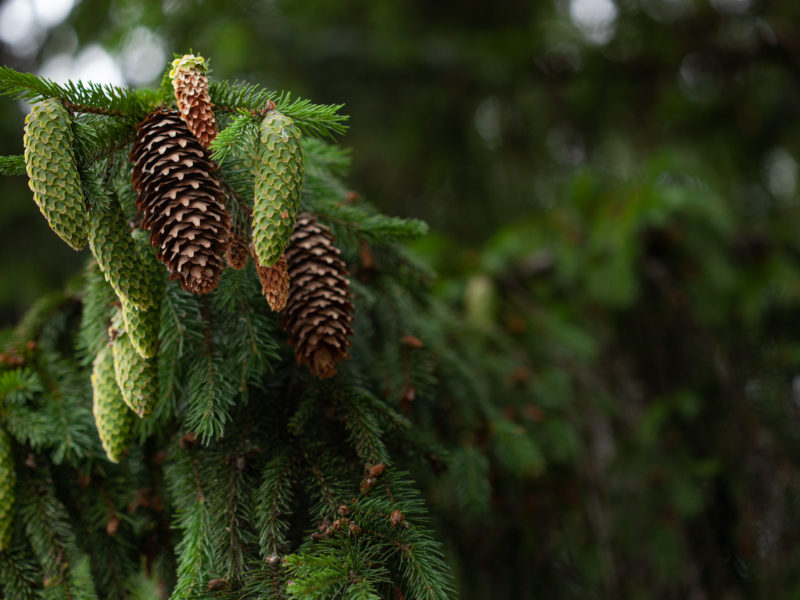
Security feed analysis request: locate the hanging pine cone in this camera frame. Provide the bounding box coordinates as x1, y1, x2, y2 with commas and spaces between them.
256, 253, 289, 312
0, 427, 14, 551
92, 345, 135, 462
120, 297, 160, 359
23, 98, 87, 250
131, 108, 230, 294
282, 214, 354, 378
88, 196, 156, 311
170, 54, 217, 148
119, 231, 164, 359
252, 110, 304, 269
225, 228, 250, 270
112, 321, 158, 418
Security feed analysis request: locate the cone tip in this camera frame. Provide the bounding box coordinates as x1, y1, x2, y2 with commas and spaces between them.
169, 54, 206, 79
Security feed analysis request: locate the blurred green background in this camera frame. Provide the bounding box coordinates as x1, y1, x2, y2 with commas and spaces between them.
5, 0, 800, 597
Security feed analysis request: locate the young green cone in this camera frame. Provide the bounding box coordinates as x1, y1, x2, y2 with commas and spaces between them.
252, 110, 304, 268
112, 327, 158, 418
23, 98, 88, 250
119, 231, 163, 359
88, 197, 156, 311
91, 345, 135, 462
120, 297, 160, 359
0, 428, 15, 550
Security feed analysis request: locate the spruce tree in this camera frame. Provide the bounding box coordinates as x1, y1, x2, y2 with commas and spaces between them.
0, 55, 476, 599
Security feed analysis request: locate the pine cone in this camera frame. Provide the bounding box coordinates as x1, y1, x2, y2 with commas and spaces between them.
119, 232, 164, 359
282, 214, 354, 378
120, 297, 160, 359
252, 110, 304, 269
170, 54, 218, 148
131, 109, 230, 294
88, 196, 156, 310
257, 253, 289, 312
92, 345, 134, 462
0, 428, 14, 550
112, 323, 158, 418
225, 228, 250, 270
23, 98, 87, 250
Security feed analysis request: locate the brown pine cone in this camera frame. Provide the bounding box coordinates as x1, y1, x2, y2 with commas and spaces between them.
225, 228, 250, 270
130, 108, 230, 294
282, 213, 354, 378
257, 253, 290, 312
170, 54, 218, 148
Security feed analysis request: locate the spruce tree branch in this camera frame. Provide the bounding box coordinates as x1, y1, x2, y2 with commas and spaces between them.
221, 178, 252, 218
213, 100, 276, 118
22, 476, 75, 597
32, 363, 74, 460
227, 474, 241, 579
164, 291, 187, 338
0, 154, 25, 176
63, 99, 130, 118
260, 454, 297, 557
304, 453, 341, 514
222, 449, 251, 582
0, 66, 150, 118
189, 448, 205, 503
0, 550, 41, 599
209, 80, 348, 138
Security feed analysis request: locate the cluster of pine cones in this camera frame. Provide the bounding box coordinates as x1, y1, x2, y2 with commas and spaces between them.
19, 55, 354, 467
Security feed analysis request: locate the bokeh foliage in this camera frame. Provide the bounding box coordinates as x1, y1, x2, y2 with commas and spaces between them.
3, 0, 800, 598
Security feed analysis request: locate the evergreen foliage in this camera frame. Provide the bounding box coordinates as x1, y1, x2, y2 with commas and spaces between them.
0, 60, 460, 599
0, 155, 25, 177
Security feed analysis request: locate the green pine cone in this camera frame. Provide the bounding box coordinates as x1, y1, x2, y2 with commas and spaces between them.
112, 329, 158, 418
132, 228, 166, 297
252, 110, 304, 267
0, 428, 14, 550
23, 98, 88, 250
120, 296, 160, 359
88, 198, 155, 311
91, 345, 134, 462
120, 230, 163, 359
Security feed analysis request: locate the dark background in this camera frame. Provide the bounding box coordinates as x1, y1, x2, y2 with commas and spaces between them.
5, 0, 800, 597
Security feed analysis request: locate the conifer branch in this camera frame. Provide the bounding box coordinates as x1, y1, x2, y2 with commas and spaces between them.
306, 457, 342, 515
72, 116, 137, 168
167, 444, 217, 600
0, 367, 44, 404
209, 111, 258, 165
0, 154, 25, 176
255, 451, 298, 558
209, 80, 348, 138
336, 391, 390, 465
20, 474, 82, 596
0, 549, 41, 600
0, 66, 151, 118
185, 343, 238, 443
